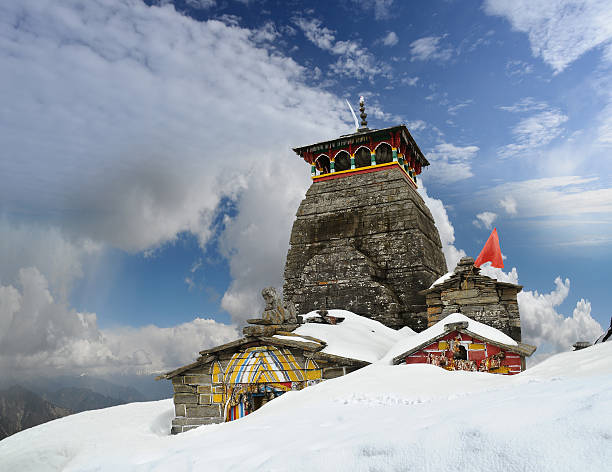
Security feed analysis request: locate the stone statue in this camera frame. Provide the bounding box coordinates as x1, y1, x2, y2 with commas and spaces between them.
261, 287, 297, 324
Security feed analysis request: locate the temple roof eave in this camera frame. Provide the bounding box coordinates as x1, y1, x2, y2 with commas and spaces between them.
293, 124, 430, 167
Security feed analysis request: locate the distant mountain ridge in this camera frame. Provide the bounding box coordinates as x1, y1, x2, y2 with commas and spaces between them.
0, 386, 71, 440
42, 387, 124, 413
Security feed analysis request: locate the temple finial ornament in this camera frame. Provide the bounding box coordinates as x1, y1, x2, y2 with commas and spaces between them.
359, 95, 368, 130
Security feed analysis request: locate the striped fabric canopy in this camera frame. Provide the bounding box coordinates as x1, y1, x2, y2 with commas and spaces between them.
224, 346, 306, 384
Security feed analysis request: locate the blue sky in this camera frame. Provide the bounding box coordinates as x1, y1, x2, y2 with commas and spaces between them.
1, 0, 611, 380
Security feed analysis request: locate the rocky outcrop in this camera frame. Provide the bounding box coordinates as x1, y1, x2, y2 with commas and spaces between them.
283, 166, 447, 331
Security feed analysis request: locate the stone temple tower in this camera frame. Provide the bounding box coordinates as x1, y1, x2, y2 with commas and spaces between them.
283, 99, 448, 331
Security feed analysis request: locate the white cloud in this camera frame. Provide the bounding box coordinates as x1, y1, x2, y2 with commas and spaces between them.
409, 36, 453, 62
0, 0, 355, 330
447, 99, 473, 115
352, 0, 395, 20
484, 0, 612, 73
473, 211, 498, 229
0, 267, 238, 377
519, 278, 603, 351
418, 185, 466, 271
424, 142, 479, 183
405, 120, 426, 132
0, 1, 349, 254
484, 176, 612, 219
382, 31, 399, 46
505, 59, 534, 77
479, 176, 612, 247
219, 157, 310, 321
293, 17, 389, 80
498, 109, 568, 158
401, 76, 419, 87
499, 97, 549, 113
499, 195, 518, 215
0, 220, 101, 301
185, 0, 216, 9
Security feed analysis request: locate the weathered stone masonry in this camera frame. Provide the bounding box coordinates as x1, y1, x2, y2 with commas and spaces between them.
421, 257, 523, 342
283, 165, 448, 332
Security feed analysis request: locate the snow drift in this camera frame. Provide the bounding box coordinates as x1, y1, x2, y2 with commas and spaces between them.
1, 343, 611, 471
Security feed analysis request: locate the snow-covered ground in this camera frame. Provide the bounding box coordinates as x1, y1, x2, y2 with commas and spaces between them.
2, 343, 611, 471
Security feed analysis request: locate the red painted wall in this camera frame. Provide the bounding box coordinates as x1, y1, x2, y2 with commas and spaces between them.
404, 331, 523, 375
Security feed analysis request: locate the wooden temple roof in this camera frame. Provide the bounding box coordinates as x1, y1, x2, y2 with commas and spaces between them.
292, 124, 429, 166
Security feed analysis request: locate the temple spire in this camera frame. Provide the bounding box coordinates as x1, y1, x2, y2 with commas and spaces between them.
359, 96, 368, 130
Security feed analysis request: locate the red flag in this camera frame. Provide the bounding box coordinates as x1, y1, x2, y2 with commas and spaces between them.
474, 228, 504, 268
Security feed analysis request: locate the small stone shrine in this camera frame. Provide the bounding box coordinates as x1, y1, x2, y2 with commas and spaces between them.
284, 98, 447, 331
158, 288, 368, 434
421, 257, 523, 342
391, 313, 536, 373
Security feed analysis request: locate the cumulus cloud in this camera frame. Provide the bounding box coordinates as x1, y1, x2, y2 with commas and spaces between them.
381, 31, 399, 46
0, 1, 349, 254
0, 220, 101, 301
519, 277, 603, 352
218, 157, 310, 321
473, 211, 498, 229
424, 142, 479, 183
0, 267, 238, 377
418, 185, 466, 271
499, 196, 518, 215
484, 0, 612, 73
0, 0, 353, 325
409, 36, 454, 62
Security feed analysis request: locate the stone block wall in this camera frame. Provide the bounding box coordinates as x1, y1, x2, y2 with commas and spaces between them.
284, 166, 447, 331
169, 344, 365, 434
424, 257, 522, 342
171, 370, 223, 434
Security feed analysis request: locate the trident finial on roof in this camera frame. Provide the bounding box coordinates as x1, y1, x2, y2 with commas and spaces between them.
359, 95, 368, 130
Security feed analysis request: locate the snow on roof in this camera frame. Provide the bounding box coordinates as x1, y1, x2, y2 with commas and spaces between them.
274, 309, 402, 363
430, 271, 453, 288
429, 265, 520, 289
383, 313, 518, 363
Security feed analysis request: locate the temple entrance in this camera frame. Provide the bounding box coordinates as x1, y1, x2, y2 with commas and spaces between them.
226, 383, 290, 420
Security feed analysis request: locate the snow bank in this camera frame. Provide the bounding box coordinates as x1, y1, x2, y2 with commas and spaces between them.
384, 313, 518, 363
2, 343, 611, 472
276, 309, 403, 363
